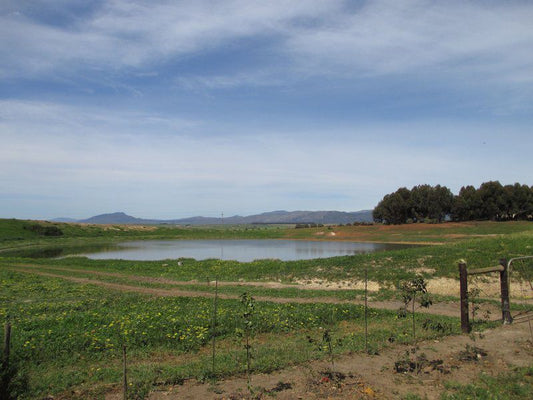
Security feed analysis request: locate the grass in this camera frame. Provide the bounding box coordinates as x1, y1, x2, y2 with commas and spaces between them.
0, 218, 287, 245
441, 367, 533, 399
0, 268, 463, 399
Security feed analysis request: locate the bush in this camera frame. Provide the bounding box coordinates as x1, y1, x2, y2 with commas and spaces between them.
23, 223, 63, 237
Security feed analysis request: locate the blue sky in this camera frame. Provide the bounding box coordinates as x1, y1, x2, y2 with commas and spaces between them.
1, 0, 532, 220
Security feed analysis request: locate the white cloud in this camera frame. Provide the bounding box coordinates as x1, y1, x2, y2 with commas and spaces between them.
286, 1, 533, 82
2, 0, 532, 87
0, 0, 335, 77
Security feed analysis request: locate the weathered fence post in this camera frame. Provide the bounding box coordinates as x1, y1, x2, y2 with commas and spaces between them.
122, 344, 128, 400
459, 262, 470, 333
3, 321, 11, 368
499, 259, 513, 325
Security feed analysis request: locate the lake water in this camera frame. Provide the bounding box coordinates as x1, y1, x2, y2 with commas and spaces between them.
78, 239, 414, 262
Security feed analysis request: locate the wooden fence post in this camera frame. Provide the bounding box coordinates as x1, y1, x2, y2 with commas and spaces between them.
499, 259, 513, 325
459, 262, 470, 333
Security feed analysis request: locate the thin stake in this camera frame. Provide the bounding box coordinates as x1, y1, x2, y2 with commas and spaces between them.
3, 322, 11, 368
211, 277, 218, 380
122, 345, 128, 400
246, 331, 251, 389
514, 259, 533, 341
364, 264, 368, 353
412, 292, 418, 373
412, 292, 416, 347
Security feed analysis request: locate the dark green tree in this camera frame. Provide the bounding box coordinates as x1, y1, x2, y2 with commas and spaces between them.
452, 185, 480, 221
410, 184, 432, 222
477, 181, 506, 220
503, 183, 533, 220
428, 185, 454, 222
373, 187, 412, 224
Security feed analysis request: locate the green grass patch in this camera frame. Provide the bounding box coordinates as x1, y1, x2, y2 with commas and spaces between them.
1, 268, 461, 399
441, 367, 533, 399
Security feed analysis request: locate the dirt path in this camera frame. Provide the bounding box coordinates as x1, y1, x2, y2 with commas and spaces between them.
7, 264, 502, 318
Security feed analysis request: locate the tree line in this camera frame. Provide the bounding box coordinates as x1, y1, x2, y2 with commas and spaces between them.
373, 181, 533, 224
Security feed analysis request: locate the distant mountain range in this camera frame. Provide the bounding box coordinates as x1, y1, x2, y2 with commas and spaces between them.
53, 210, 373, 225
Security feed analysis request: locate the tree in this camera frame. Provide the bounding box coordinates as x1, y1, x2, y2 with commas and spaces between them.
410, 184, 432, 222
428, 185, 454, 222
477, 181, 506, 220
503, 183, 533, 220
452, 185, 480, 221
374, 181, 532, 224
373, 187, 412, 224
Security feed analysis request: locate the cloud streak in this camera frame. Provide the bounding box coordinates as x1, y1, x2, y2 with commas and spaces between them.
2, 0, 533, 86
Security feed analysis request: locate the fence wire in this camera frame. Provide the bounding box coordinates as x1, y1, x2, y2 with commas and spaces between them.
508, 257, 533, 331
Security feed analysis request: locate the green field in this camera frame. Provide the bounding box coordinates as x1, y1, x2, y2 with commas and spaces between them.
0, 219, 532, 399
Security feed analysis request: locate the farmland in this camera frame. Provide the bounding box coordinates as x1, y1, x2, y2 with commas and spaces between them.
1, 219, 532, 399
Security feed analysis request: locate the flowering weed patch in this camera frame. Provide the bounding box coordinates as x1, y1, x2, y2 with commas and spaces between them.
0, 268, 461, 398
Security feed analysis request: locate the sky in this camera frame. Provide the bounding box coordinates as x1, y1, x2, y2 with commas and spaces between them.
1, 0, 532, 220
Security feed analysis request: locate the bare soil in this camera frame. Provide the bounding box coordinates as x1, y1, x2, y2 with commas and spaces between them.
102, 318, 533, 400
12, 262, 532, 300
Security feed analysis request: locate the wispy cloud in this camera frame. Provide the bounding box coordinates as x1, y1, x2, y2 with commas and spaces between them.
2, 1, 532, 86
287, 1, 533, 80
0, 0, 331, 77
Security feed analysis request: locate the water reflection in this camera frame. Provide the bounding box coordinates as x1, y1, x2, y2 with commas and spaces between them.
78, 239, 415, 262
1, 243, 119, 259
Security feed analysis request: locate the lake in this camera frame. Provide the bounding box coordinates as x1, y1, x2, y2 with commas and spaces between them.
76, 239, 415, 262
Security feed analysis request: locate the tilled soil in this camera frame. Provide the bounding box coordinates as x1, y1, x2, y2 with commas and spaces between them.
143, 320, 533, 400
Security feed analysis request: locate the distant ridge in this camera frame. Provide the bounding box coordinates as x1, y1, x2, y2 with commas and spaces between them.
61, 210, 373, 225
81, 212, 150, 224
51, 217, 78, 223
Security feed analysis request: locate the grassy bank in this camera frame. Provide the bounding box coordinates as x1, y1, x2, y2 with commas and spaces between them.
2, 230, 531, 286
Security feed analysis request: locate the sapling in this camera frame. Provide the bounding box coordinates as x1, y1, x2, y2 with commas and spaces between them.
399, 276, 432, 370
210, 276, 218, 383
239, 292, 256, 394
468, 287, 481, 324
307, 327, 342, 372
